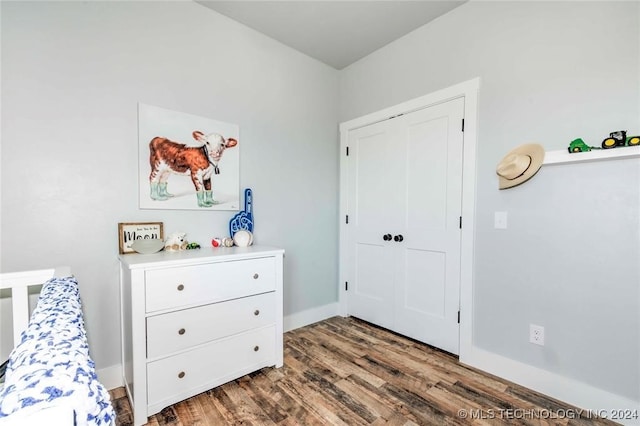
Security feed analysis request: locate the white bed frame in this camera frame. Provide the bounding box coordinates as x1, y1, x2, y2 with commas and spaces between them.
0, 266, 71, 346
0, 266, 74, 426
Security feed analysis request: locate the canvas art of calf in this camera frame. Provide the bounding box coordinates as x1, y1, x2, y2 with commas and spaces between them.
149, 131, 238, 207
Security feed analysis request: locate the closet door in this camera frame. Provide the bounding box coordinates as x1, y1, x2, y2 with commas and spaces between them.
345, 119, 403, 329
393, 98, 464, 355
346, 97, 465, 355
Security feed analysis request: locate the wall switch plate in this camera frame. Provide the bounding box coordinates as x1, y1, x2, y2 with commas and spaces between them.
529, 324, 545, 346
494, 211, 508, 229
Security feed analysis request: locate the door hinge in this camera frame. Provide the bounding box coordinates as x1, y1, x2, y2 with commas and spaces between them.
457, 310, 460, 324
345, 282, 348, 291
459, 216, 462, 229
346, 215, 349, 224
461, 118, 465, 132
346, 146, 349, 156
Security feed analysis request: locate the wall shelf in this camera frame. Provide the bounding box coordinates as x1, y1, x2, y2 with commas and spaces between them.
544, 145, 640, 165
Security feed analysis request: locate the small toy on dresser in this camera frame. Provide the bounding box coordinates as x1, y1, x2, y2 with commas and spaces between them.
164, 232, 188, 251
211, 237, 234, 247
211, 232, 253, 247
233, 230, 253, 247
229, 188, 254, 236
164, 232, 201, 251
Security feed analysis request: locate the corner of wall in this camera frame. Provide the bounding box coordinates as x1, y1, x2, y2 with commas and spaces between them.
283, 302, 340, 332
97, 364, 124, 391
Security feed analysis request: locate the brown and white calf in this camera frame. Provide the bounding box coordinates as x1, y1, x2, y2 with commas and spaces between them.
149, 131, 238, 207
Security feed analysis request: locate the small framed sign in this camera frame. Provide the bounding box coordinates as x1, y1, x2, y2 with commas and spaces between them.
118, 222, 164, 254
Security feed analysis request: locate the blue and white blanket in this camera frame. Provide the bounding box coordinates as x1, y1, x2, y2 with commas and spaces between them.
0, 277, 115, 425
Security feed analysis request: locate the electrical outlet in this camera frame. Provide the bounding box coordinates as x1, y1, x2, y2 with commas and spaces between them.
529, 324, 545, 346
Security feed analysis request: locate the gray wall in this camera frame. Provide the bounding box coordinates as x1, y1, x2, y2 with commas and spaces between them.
2, 0, 639, 405
340, 1, 639, 401
1, 1, 339, 369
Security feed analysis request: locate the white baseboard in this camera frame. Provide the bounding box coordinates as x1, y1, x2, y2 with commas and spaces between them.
462, 347, 640, 426
283, 302, 339, 332
97, 364, 123, 391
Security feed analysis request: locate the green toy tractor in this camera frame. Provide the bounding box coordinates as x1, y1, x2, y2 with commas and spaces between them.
602, 130, 640, 149
568, 138, 596, 153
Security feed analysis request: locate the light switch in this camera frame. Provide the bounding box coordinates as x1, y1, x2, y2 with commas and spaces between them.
494, 211, 507, 229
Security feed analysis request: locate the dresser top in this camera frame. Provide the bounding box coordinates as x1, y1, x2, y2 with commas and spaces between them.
119, 245, 284, 269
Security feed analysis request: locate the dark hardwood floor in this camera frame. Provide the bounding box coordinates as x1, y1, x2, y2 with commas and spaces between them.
110, 316, 618, 425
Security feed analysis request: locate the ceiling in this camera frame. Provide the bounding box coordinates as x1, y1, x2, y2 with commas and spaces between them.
195, 1, 467, 70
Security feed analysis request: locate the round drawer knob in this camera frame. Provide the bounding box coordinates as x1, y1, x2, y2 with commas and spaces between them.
178, 328, 186, 335
254, 345, 259, 352
254, 309, 260, 316
177, 284, 185, 291
178, 371, 185, 379
253, 273, 259, 279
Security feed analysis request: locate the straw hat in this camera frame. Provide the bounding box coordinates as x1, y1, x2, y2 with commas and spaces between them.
496, 144, 545, 189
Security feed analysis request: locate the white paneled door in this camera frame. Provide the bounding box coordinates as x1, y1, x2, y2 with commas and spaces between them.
346, 97, 464, 355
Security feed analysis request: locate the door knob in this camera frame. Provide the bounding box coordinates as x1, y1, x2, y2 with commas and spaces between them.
383, 234, 392, 241
394, 234, 404, 242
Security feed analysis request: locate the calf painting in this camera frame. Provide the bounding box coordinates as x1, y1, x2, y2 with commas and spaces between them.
138, 104, 240, 210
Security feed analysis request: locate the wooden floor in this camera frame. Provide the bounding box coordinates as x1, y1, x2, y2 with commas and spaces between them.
110, 316, 618, 426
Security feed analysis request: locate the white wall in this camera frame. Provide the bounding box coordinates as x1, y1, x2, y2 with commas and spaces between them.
340, 0, 639, 407
0, 1, 339, 375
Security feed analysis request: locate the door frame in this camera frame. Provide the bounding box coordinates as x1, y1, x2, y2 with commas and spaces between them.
338, 77, 479, 361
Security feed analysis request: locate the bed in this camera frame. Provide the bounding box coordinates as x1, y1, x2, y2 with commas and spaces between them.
0, 267, 115, 425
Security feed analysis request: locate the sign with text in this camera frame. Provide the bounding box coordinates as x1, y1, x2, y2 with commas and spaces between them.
118, 222, 164, 254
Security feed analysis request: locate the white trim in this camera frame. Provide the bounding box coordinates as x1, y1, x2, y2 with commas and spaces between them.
283, 302, 339, 332
96, 364, 124, 391
339, 78, 479, 132
338, 123, 350, 318
457, 80, 479, 362
463, 347, 640, 425
338, 77, 480, 358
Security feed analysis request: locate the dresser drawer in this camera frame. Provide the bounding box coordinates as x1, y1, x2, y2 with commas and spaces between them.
147, 325, 276, 407
145, 257, 276, 313
146, 292, 276, 359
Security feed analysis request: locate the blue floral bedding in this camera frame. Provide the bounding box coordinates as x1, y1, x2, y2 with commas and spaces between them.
0, 277, 115, 425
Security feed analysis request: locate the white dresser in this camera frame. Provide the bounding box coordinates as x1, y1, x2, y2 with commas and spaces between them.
119, 246, 284, 426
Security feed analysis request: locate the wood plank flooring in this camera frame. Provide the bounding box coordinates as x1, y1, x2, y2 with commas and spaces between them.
109, 316, 619, 426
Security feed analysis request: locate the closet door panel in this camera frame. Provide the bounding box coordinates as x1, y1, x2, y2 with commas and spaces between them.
346, 121, 400, 328
350, 243, 395, 328
402, 249, 446, 318
405, 115, 449, 233
394, 97, 464, 355
352, 126, 403, 230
